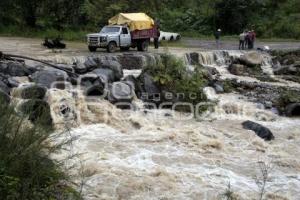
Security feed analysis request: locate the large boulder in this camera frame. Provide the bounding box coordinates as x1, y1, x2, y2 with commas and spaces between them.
242, 121, 275, 141
79, 74, 105, 97
108, 81, 135, 107
285, 103, 300, 117
238, 52, 263, 67
0, 89, 10, 104
19, 99, 52, 127
12, 84, 47, 100
0, 61, 31, 76
137, 72, 161, 103
0, 79, 10, 94
30, 69, 69, 89
100, 59, 123, 81
92, 68, 115, 85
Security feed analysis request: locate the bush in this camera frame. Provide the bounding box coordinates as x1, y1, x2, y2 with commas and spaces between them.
0, 100, 80, 199
146, 54, 208, 109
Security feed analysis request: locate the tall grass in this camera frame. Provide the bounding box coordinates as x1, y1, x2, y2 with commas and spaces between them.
0, 100, 80, 199
0, 26, 88, 41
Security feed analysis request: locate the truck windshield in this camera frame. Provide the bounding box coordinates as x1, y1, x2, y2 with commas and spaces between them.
100, 27, 120, 33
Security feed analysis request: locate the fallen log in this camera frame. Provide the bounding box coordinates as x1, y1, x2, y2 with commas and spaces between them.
0, 52, 78, 77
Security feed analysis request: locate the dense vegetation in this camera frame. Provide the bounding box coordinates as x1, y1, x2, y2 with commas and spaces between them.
0, 0, 299, 39
0, 100, 80, 199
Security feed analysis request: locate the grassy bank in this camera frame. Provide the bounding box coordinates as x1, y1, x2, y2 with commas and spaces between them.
1, 26, 299, 43
0, 100, 80, 199
0, 26, 89, 41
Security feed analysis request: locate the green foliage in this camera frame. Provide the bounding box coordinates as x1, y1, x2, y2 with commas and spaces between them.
0, 100, 80, 199
147, 54, 208, 106
0, 0, 299, 39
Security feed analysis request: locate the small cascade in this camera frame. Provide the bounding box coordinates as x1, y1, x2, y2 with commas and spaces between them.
261, 53, 275, 75
199, 51, 217, 66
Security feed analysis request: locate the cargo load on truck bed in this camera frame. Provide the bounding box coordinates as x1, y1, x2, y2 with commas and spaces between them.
108, 13, 155, 31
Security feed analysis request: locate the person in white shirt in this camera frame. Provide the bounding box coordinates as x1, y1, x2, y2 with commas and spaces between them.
239, 31, 247, 50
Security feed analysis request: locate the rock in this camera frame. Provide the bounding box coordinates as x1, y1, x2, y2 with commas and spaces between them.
213, 82, 224, 93
100, 59, 123, 81
30, 69, 69, 89
274, 65, 299, 75
0, 89, 10, 104
92, 68, 115, 85
19, 99, 52, 126
108, 81, 135, 107
229, 64, 246, 75
0, 61, 31, 76
80, 74, 105, 96
0, 79, 10, 94
84, 56, 99, 71
123, 75, 141, 92
118, 54, 146, 70
73, 62, 87, 74
12, 84, 47, 99
188, 52, 199, 65
242, 120, 275, 141
285, 103, 300, 117
239, 52, 263, 67
137, 72, 161, 102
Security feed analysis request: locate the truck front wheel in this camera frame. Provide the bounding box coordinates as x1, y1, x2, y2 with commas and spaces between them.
88, 46, 97, 52
137, 40, 149, 52
107, 42, 117, 53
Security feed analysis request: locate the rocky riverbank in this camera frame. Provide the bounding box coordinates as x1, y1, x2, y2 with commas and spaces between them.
1, 49, 300, 199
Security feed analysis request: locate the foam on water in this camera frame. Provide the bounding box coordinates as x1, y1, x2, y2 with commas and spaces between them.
46, 50, 300, 200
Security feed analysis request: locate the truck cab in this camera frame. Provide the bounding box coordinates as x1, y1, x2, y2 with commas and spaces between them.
87, 25, 132, 53
87, 25, 156, 53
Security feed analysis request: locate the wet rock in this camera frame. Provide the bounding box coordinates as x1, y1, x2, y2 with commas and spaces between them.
285, 103, 300, 117
137, 72, 161, 103
30, 69, 69, 89
123, 75, 141, 93
0, 79, 10, 94
188, 52, 199, 65
108, 81, 135, 108
19, 99, 52, 126
80, 74, 105, 97
238, 52, 263, 67
73, 62, 87, 74
13, 84, 47, 99
213, 82, 224, 93
229, 64, 246, 75
92, 68, 115, 85
0, 61, 31, 76
84, 56, 99, 71
100, 59, 123, 81
274, 64, 299, 75
0, 89, 10, 104
242, 120, 275, 141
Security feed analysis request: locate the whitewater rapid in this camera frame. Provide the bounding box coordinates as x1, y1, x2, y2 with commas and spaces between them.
47, 50, 300, 200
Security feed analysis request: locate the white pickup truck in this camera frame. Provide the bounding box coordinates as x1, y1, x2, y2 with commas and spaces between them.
87, 25, 159, 53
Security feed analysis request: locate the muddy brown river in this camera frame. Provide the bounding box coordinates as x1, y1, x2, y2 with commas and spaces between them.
2, 36, 300, 200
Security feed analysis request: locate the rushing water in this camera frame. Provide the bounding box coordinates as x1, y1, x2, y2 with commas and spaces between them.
45, 50, 300, 200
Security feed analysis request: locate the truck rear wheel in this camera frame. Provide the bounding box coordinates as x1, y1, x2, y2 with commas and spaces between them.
107, 42, 117, 53
88, 46, 97, 52
137, 40, 149, 52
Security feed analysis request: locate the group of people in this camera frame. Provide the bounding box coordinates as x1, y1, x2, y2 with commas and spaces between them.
214, 29, 257, 50
239, 30, 256, 50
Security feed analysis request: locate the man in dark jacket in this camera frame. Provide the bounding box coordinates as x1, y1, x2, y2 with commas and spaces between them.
214, 29, 221, 49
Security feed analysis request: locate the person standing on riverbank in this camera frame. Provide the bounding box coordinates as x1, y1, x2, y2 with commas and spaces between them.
214, 29, 222, 49
239, 31, 246, 50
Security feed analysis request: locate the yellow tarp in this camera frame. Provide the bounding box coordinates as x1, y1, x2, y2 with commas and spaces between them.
108, 13, 154, 31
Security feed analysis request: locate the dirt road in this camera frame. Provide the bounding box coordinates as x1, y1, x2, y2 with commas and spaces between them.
0, 36, 299, 58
